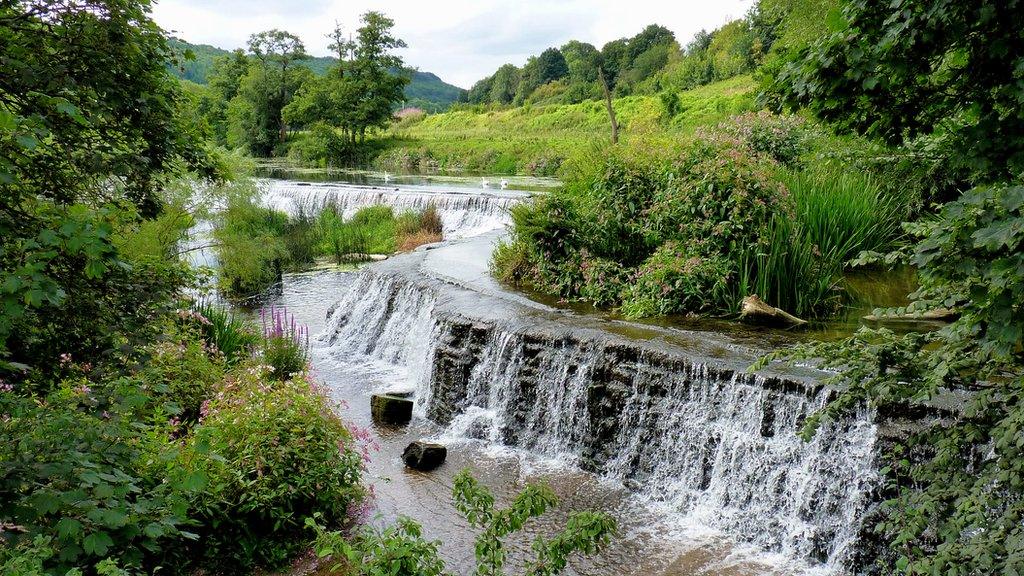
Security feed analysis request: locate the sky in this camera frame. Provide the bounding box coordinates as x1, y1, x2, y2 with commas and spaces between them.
152, 0, 755, 89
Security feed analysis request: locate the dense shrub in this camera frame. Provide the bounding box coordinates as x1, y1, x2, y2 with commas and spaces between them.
214, 189, 290, 295
183, 367, 365, 572
700, 110, 809, 167
0, 374, 198, 573
621, 242, 733, 317
494, 113, 904, 319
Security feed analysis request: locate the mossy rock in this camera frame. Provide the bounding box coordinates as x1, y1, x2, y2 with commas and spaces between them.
370, 394, 414, 425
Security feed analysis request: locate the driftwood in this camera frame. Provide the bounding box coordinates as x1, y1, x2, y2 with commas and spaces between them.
863, 307, 958, 324
739, 295, 808, 328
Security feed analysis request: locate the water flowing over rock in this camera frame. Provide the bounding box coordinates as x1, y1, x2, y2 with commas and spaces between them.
321, 245, 882, 572
261, 179, 528, 239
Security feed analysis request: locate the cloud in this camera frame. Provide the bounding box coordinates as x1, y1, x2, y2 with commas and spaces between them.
151, 0, 754, 88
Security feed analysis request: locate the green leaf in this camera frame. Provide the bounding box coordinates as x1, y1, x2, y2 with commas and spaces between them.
82, 531, 114, 556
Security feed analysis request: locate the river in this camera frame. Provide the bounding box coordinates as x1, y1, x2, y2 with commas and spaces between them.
229, 174, 883, 576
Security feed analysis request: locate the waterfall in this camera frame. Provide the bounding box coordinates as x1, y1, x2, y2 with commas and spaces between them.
321, 266, 879, 572
261, 179, 526, 239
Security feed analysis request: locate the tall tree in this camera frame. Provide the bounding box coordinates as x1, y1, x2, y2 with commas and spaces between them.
246, 29, 310, 145
348, 11, 409, 140
0, 0, 217, 362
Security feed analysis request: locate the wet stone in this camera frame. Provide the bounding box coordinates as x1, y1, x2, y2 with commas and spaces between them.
371, 394, 413, 425
402, 441, 447, 471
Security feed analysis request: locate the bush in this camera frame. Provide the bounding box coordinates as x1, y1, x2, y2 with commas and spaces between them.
143, 324, 225, 426
621, 242, 733, 317
183, 368, 365, 572
214, 188, 290, 296
0, 379, 196, 573
493, 132, 895, 319
702, 111, 810, 168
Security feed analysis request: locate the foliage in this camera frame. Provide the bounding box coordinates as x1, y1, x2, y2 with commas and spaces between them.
493, 111, 905, 319
758, 184, 1024, 574
779, 165, 903, 264
452, 469, 616, 576
310, 516, 448, 576
184, 365, 365, 571
190, 301, 260, 365
167, 39, 463, 112
310, 469, 615, 576
282, 12, 410, 152
0, 371, 199, 572
212, 181, 290, 295
776, 0, 1024, 185
0, 0, 220, 366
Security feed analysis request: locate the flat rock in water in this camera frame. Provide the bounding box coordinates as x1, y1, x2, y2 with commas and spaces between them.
370, 394, 413, 425
402, 441, 447, 471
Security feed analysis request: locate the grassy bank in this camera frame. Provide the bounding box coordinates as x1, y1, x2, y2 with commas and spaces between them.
337, 76, 758, 176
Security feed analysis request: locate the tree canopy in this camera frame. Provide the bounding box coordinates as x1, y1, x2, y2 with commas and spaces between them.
778, 0, 1024, 183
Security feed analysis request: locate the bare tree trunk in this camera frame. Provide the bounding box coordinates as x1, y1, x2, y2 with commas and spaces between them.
597, 67, 619, 145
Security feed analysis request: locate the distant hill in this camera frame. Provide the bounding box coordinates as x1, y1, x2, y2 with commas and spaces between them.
167, 38, 465, 112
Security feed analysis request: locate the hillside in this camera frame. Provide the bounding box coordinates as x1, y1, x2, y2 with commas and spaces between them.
375, 75, 756, 175
167, 38, 465, 112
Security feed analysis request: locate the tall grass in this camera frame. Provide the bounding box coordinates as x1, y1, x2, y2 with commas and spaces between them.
735, 167, 905, 318
781, 167, 903, 264
259, 305, 309, 380
735, 214, 845, 318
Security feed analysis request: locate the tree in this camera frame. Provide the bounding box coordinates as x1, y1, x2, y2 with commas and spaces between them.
778, 0, 1024, 184
245, 29, 310, 146
489, 64, 521, 105
0, 0, 218, 366
348, 11, 409, 140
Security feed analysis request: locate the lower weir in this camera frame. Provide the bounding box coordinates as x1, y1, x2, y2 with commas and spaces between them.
321, 240, 881, 572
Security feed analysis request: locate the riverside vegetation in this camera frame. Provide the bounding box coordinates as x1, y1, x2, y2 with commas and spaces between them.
212, 176, 444, 298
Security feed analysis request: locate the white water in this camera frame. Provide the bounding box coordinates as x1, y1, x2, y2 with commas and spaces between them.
260, 179, 526, 239
321, 267, 879, 574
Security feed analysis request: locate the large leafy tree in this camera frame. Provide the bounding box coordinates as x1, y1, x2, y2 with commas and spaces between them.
779, 0, 1024, 183
284, 12, 408, 144
763, 0, 1024, 572
0, 0, 217, 367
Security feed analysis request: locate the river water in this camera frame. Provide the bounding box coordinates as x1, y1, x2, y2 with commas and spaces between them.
231, 175, 887, 576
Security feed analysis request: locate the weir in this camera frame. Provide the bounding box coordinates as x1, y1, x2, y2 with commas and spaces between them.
260, 179, 529, 239
321, 233, 881, 572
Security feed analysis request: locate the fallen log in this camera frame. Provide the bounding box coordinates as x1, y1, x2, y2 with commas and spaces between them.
739, 295, 808, 328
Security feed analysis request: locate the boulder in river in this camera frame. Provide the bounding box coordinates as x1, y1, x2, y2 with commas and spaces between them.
371, 394, 413, 425
402, 441, 447, 471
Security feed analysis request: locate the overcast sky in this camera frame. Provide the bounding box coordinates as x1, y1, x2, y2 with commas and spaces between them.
152, 0, 755, 89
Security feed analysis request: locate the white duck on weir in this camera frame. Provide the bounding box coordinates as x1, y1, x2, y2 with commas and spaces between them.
383, 172, 391, 183
481, 177, 490, 188
500, 178, 509, 190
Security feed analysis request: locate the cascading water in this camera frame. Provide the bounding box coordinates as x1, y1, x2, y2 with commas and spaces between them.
260, 179, 528, 239
321, 260, 880, 574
